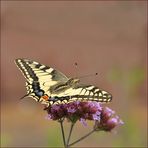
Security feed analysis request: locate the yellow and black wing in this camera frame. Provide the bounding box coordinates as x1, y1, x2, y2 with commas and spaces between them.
49, 84, 112, 104
15, 58, 112, 105
15, 58, 68, 104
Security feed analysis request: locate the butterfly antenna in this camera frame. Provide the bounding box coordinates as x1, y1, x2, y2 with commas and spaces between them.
76, 73, 98, 79
73, 62, 98, 79
74, 62, 78, 66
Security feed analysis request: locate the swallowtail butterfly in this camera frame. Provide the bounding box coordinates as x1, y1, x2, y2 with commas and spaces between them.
15, 59, 112, 106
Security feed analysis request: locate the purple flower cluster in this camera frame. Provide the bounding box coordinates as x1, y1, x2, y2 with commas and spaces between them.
94, 107, 124, 131
44, 101, 123, 131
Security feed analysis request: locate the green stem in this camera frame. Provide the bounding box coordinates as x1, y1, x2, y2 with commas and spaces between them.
59, 119, 66, 148
66, 123, 75, 147
69, 129, 96, 147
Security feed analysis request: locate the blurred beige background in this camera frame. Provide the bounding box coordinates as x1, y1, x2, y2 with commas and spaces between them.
1, 1, 147, 147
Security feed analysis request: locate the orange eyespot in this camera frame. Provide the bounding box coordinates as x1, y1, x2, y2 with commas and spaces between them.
42, 95, 49, 101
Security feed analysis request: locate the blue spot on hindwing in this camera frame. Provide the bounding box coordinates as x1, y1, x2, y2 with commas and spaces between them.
34, 90, 44, 97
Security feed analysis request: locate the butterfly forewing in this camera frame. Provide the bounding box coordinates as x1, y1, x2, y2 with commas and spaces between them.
15, 59, 68, 103
15, 59, 68, 82
15, 58, 112, 105
50, 85, 112, 104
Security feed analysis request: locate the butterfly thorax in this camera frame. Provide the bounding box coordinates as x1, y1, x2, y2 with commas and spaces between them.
49, 78, 80, 94
66, 78, 80, 86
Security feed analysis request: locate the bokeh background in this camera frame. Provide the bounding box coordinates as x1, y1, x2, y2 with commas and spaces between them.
1, 1, 147, 147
